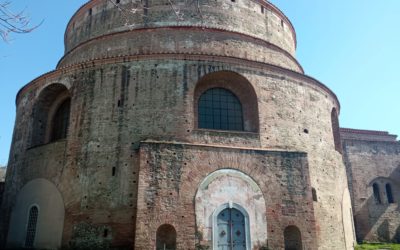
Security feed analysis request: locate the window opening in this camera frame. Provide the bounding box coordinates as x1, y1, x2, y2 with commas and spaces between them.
373, 183, 382, 204
386, 183, 394, 203
198, 88, 243, 131
156, 224, 177, 250
25, 206, 39, 248
284, 226, 302, 250
51, 98, 71, 142
312, 188, 318, 202
331, 108, 342, 153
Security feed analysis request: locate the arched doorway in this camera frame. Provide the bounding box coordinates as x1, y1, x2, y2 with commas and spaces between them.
216, 207, 246, 249
213, 203, 251, 250
284, 226, 302, 250
156, 224, 176, 250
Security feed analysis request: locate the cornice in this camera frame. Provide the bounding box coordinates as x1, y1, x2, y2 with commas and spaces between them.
57, 26, 302, 72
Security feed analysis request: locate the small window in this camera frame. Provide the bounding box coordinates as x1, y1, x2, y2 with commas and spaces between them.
156, 224, 177, 250
25, 206, 39, 248
331, 108, 342, 154
261, 6, 264, 14
312, 188, 318, 202
198, 88, 243, 131
386, 184, 394, 204
373, 183, 382, 204
284, 226, 303, 250
51, 98, 71, 142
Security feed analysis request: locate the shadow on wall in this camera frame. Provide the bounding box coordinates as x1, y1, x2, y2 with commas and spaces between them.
354, 164, 400, 243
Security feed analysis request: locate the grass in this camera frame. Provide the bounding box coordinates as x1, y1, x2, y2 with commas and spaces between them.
355, 243, 400, 250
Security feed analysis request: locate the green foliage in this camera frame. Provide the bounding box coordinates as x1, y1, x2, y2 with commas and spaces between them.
355, 243, 400, 250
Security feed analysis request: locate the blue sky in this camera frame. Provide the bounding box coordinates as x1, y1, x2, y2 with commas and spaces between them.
0, 0, 399, 165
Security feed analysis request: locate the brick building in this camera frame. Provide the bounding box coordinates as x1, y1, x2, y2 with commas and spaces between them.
0, 0, 397, 249
341, 129, 400, 243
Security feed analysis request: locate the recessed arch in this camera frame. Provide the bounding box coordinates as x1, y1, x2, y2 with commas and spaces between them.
193, 71, 259, 133
195, 168, 267, 249
31, 83, 71, 147
284, 225, 302, 250
341, 188, 356, 250
156, 224, 177, 250
6, 178, 65, 249
369, 177, 399, 205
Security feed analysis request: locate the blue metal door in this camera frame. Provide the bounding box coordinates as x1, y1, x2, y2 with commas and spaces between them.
217, 208, 246, 250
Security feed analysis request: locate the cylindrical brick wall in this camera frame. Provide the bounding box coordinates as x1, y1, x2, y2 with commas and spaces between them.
0, 1, 355, 249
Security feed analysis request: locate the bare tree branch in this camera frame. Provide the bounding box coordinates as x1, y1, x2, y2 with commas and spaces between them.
0, 1, 41, 41
107, 0, 206, 27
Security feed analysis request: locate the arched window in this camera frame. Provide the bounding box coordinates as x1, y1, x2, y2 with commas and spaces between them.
51, 98, 71, 142
312, 188, 318, 202
386, 183, 394, 204
156, 224, 176, 250
284, 225, 302, 250
198, 88, 243, 131
373, 183, 382, 204
25, 206, 39, 248
31, 84, 71, 147
194, 71, 259, 133
331, 108, 342, 154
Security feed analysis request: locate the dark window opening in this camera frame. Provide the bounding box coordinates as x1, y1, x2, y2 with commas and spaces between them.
284, 225, 303, 250
156, 224, 176, 250
312, 188, 318, 202
386, 183, 394, 204
373, 183, 382, 204
261, 6, 264, 14
103, 229, 109, 238
51, 98, 71, 142
198, 88, 243, 131
331, 108, 342, 154
25, 206, 39, 248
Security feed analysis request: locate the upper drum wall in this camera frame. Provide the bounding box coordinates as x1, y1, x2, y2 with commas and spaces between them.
61, 0, 297, 68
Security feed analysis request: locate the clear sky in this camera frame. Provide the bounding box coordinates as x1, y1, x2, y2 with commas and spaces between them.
0, 0, 399, 166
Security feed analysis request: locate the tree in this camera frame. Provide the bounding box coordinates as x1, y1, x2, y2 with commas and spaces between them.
0, 1, 40, 41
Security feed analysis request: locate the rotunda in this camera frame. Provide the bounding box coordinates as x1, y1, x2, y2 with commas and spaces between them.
1, 1, 355, 249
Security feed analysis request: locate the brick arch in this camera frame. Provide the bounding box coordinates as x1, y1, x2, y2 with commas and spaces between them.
193, 70, 259, 133
194, 168, 267, 249
156, 224, 177, 250
30, 83, 71, 147
368, 177, 400, 204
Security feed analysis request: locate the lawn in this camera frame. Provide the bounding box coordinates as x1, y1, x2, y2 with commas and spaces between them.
355, 243, 400, 250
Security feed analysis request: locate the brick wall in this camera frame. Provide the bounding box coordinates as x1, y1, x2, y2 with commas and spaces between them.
342, 129, 400, 243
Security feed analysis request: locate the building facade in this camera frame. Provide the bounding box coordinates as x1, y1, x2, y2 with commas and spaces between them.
341, 129, 400, 244
1, 0, 397, 249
